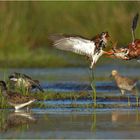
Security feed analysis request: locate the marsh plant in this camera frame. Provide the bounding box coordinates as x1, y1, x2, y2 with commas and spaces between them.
0, 91, 7, 109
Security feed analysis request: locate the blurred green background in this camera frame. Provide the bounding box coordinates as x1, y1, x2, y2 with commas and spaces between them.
0, 1, 140, 68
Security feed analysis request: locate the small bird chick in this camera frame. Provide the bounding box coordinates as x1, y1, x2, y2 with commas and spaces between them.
111, 70, 138, 95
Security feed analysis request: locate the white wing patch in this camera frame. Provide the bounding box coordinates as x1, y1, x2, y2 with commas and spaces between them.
50, 34, 106, 68
93, 50, 104, 64
52, 36, 96, 57
10, 78, 18, 81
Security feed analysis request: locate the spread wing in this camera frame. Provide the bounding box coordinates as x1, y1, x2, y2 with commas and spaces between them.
28, 79, 44, 92
49, 34, 96, 57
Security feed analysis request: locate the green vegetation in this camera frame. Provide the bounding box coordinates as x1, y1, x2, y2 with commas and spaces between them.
0, 90, 140, 109
0, 1, 140, 68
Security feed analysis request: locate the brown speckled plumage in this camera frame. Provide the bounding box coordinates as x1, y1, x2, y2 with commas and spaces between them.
6, 91, 35, 104
0, 81, 36, 110
111, 70, 138, 95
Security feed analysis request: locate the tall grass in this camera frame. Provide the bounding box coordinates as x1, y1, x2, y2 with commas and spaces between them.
0, 2, 139, 67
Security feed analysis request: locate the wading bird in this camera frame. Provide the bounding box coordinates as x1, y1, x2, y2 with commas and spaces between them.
110, 70, 138, 95
0, 81, 36, 111
9, 72, 44, 92
49, 32, 112, 69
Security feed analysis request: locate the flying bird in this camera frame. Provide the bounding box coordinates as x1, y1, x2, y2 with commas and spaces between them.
49, 32, 111, 69
9, 72, 44, 92
0, 81, 36, 111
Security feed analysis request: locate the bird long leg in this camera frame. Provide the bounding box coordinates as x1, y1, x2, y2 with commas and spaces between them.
120, 89, 125, 95
90, 68, 96, 108
104, 51, 114, 55
132, 88, 137, 95
90, 61, 94, 69
132, 87, 139, 107
26, 106, 30, 112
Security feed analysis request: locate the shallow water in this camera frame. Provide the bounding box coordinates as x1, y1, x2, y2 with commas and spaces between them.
1, 109, 140, 139
0, 65, 140, 138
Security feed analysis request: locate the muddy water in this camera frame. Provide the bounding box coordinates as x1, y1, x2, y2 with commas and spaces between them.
0, 64, 140, 139
2, 65, 140, 92
1, 109, 140, 139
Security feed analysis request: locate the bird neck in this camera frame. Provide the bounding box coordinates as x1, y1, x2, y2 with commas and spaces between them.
114, 74, 120, 80
99, 40, 106, 48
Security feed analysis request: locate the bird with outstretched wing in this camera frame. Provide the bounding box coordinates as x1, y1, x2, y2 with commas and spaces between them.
49, 32, 111, 69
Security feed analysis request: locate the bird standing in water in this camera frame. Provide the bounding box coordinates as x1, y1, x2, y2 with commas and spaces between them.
110, 70, 138, 95
0, 81, 36, 111
9, 72, 44, 93
49, 32, 111, 69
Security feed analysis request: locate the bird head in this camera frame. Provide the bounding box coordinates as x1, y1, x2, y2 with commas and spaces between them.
111, 70, 119, 77
97, 32, 110, 50
100, 32, 110, 44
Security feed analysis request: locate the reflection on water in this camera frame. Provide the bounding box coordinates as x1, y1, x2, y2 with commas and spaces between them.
111, 109, 140, 123
0, 67, 140, 138
0, 110, 36, 133
1, 109, 140, 139
0, 67, 138, 98
0, 67, 140, 93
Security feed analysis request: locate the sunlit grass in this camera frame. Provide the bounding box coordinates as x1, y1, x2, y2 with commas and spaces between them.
0, 89, 140, 109
0, 2, 139, 67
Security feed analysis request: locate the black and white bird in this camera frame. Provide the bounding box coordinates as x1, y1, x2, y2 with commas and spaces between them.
9, 72, 44, 92
49, 32, 111, 69
0, 81, 36, 111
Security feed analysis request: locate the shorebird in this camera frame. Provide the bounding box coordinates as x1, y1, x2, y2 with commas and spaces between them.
110, 70, 138, 95
49, 32, 111, 69
9, 72, 44, 92
108, 13, 140, 61
0, 81, 36, 111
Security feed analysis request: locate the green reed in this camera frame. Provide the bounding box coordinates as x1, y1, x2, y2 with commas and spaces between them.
0, 110, 7, 131
0, 92, 6, 109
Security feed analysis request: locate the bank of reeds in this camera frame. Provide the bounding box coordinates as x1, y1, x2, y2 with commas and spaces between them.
0, 2, 139, 67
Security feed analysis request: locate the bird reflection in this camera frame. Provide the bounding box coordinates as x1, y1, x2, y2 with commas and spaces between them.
111, 110, 140, 123
0, 110, 37, 132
